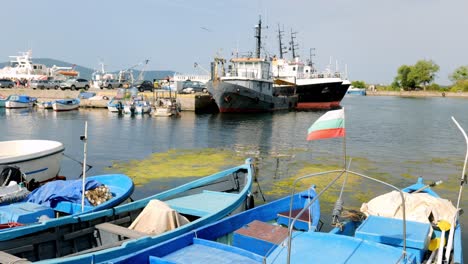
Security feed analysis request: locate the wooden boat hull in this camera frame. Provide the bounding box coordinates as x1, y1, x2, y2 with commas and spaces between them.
0, 159, 254, 262
0, 174, 134, 224
5, 101, 32, 109
106, 178, 462, 264
0, 140, 64, 183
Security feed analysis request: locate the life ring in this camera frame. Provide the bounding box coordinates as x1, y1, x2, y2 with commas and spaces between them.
245, 193, 255, 210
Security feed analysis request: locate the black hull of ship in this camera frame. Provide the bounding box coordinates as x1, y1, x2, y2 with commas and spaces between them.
207, 81, 298, 113
275, 81, 348, 110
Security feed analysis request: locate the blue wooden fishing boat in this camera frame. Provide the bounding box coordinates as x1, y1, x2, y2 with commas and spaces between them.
0, 174, 134, 225
86, 116, 467, 264
0, 159, 254, 262
4, 95, 36, 108
97, 176, 461, 264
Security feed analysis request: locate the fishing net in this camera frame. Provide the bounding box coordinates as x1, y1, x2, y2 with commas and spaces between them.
85, 185, 112, 206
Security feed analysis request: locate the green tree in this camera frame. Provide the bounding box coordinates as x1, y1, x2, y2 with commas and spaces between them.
351, 80, 366, 88
409, 60, 439, 91
449, 66, 468, 82
394, 65, 415, 90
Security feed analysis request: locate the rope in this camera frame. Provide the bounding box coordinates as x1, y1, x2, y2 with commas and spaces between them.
63, 153, 93, 177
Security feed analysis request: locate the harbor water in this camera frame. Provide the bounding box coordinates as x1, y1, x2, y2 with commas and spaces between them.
1, 95, 467, 255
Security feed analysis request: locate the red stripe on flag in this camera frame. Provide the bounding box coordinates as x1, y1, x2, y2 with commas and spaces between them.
307, 128, 345, 141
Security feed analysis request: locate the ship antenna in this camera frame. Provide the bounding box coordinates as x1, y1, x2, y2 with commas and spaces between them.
255, 16, 262, 58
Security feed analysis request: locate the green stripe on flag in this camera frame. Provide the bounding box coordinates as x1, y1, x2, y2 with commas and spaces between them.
308, 118, 344, 134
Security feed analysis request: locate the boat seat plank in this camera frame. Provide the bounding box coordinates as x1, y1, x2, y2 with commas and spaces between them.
96, 223, 147, 239
233, 220, 288, 256
165, 191, 238, 217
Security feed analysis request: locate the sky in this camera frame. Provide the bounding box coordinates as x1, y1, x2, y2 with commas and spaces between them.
2, 0, 468, 85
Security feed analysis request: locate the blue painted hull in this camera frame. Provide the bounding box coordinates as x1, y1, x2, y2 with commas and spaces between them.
105, 177, 463, 264
347, 88, 367, 96
0, 174, 134, 223
0, 160, 253, 262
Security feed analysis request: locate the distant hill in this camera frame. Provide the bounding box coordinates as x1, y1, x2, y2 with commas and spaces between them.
0, 58, 175, 81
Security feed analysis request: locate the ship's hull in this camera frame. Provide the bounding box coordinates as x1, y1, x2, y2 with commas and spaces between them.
207, 80, 297, 113
275, 78, 347, 110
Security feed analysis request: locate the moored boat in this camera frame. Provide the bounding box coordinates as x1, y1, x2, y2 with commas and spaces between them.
0, 174, 134, 225
107, 98, 125, 113
0, 140, 65, 185
52, 98, 80, 111
347, 86, 367, 96
4, 95, 35, 109
123, 97, 151, 115
111, 176, 461, 264
271, 29, 348, 110
99, 113, 465, 264
207, 18, 298, 113
152, 91, 180, 117
0, 95, 9, 108
35, 101, 53, 109
0, 159, 254, 262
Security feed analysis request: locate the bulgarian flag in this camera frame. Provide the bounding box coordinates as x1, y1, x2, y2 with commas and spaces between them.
307, 109, 345, 140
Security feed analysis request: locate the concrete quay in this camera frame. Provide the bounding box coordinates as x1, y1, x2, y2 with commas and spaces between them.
0, 88, 217, 112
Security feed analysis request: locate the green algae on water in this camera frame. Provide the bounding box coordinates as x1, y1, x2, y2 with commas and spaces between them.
108, 148, 247, 186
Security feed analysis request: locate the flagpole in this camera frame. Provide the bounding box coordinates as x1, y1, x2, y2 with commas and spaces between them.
342, 107, 346, 169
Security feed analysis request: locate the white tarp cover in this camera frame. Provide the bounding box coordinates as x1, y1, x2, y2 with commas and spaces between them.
129, 199, 189, 235
361, 191, 457, 224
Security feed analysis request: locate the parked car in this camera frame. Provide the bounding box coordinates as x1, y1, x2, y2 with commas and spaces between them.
30, 80, 57, 90
59, 78, 90, 90
180, 80, 208, 94
135, 80, 154, 92
100, 79, 123, 89
0, 79, 15, 88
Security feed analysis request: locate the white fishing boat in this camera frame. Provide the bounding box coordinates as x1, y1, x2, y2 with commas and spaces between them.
52, 98, 80, 111
152, 90, 180, 117
123, 96, 151, 115
5, 95, 35, 109
0, 140, 65, 185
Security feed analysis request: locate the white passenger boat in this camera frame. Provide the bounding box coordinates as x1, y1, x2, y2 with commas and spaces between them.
0, 140, 65, 185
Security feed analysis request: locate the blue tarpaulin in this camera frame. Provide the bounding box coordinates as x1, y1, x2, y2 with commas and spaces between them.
24, 179, 102, 208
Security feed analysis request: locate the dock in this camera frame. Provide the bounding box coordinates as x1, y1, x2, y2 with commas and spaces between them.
0, 88, 218, 112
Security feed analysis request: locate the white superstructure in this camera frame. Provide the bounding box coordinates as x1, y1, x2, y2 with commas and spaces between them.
0, 50, 79, 81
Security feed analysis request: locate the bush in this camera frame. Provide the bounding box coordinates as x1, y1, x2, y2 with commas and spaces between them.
449, 80, 468, 92
426, 83, 441, 91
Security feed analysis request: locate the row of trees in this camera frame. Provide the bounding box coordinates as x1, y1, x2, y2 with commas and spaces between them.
353, 60, 468, 92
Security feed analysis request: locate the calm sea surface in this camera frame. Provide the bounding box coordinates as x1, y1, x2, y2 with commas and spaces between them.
1, 95, 467, 254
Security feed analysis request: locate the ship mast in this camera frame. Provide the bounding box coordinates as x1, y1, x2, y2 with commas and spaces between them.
277, 24, 287, 59
255, 16, 262, 58
289, 29, 299, 59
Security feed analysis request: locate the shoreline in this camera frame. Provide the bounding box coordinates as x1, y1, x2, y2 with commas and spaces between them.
366, 90, 468, 98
